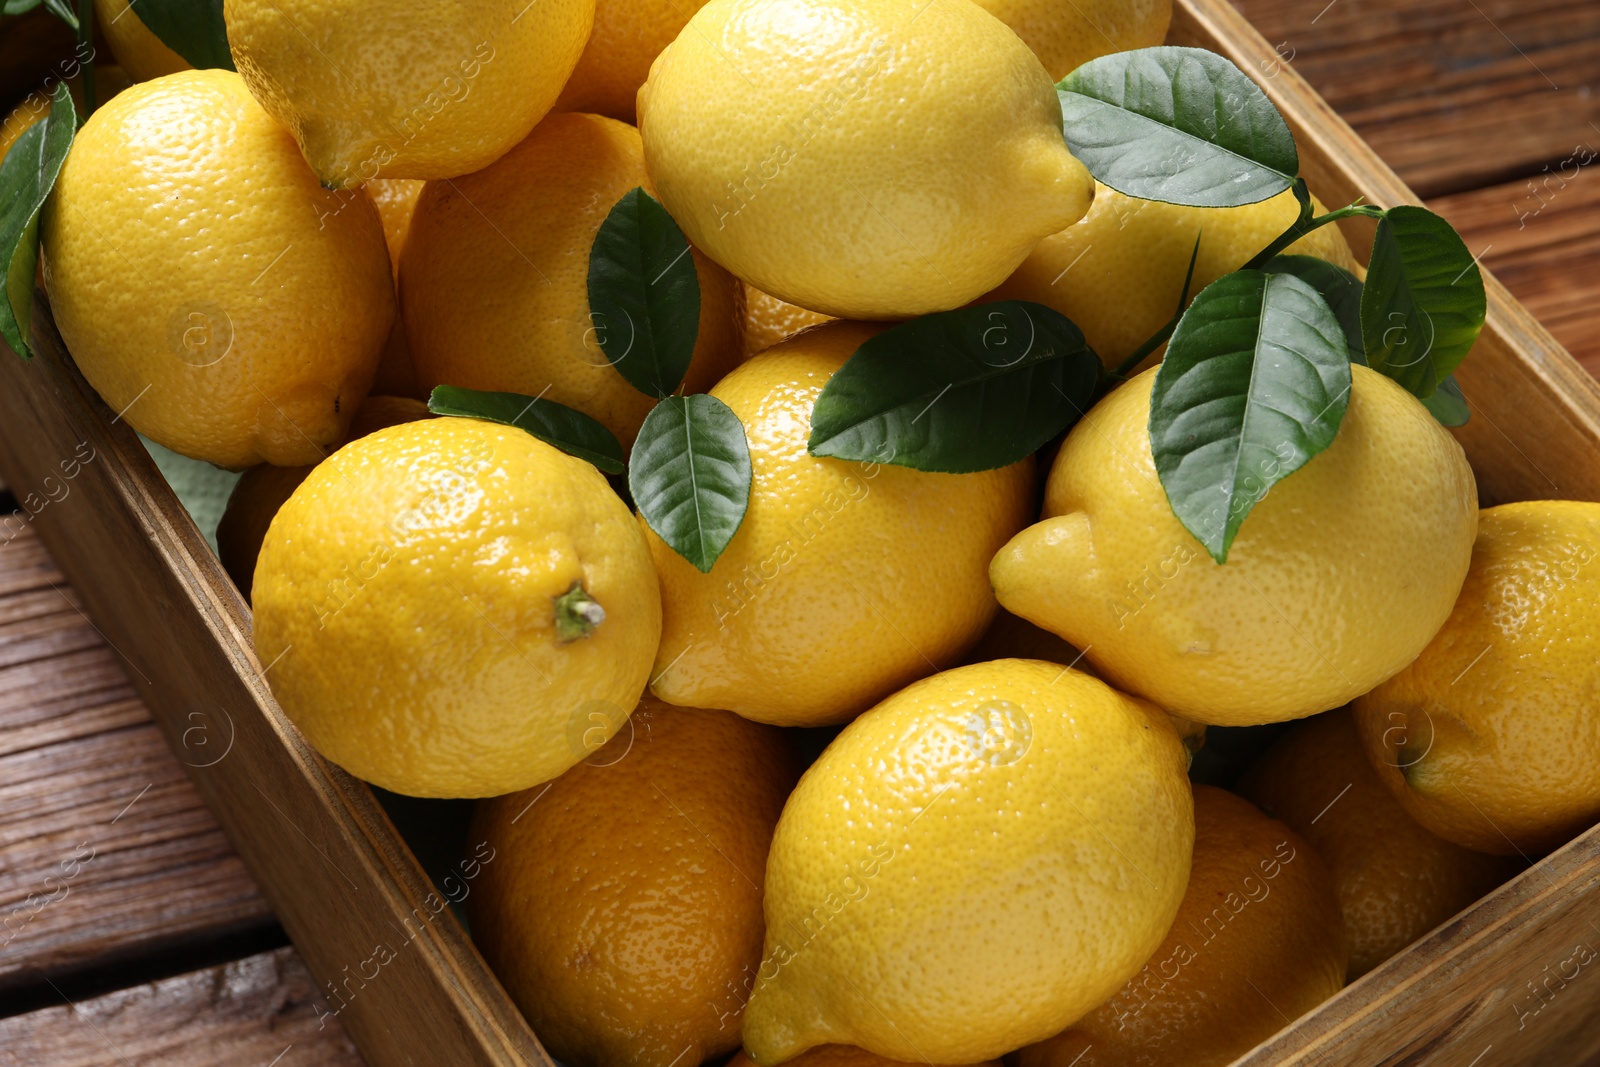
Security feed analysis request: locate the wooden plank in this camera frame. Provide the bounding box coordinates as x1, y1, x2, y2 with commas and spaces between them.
0, 523, 273, 995
0, 946, 364, 1066
0, 308, 551, 1066
1431, 170, 1600, 381
1229, 0, 1600, 198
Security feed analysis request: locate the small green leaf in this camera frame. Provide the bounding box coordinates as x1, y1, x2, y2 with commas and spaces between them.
41, 0, 77, 28
427, 385, 624, 474
1058, 47, 1299, 208
808, 301, 1102, 473
1152, 270, 1352, 563
1421, 374, 1469, 427
3, 0, 45, 16
1360, 205, 1486, 397
0, 81, 75, 359
1264, 254, 1364, 358
129, 0, 234, 70
629, 394, 751, 573
587, 187, 700, 398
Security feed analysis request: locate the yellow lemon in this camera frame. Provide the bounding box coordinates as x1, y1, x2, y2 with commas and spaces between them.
402, 112, 742, 447
553, 0, 712, 122
469, 699, 799, 1067
94, 0, 188, 81
224, 0, 595, 185
1239, 709, 1519, 977
973, 0, 1169, 82
1014, 786, 1346, 1067
729, 1047, 999, 1067
1354, 501, 1600, 855
991, 365, 1478, 726
637, 0, 1093, 319
41, 70, 394, 469
365, 177, 427, 399
252, 417, 662, 798
646, 321, 1034, 726
988, 184, 1360, 367
743, 660, 1193, 1064
741, 282, 834, 358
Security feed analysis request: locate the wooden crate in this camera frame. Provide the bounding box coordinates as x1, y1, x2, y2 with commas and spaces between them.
1, 0, 1597, 1063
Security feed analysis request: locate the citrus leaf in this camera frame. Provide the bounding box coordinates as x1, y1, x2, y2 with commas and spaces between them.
1264, 254, 1364, 358
587, 186, 699, 398
1058, 47, 1298, 208
630, 394, 751, 573
3, 1, 45, 15
0, 81, 75, 360
1151, 270, 1351, 563
41, 0, 77, 28
1359, 205, 1486, 398
427, 385, 624, 475
808, 301, 1102, 473
1421, 373, 1469, 427
129, 0, 234, 70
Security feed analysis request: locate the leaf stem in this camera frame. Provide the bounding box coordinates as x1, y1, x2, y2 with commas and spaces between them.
1244, 181, 1384, 271
75, 0, 94, 116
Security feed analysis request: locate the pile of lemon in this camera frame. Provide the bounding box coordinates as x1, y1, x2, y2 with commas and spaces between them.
14, 0, 1600, 1063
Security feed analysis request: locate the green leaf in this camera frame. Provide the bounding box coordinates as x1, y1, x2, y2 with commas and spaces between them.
586, 187, 699, 398
3, 0, 45, 15
1058, 47, 1299, 208
629, 394, 751, 573
1421, 373, 1469, 427
808, 301, 1102, 473
1151, 270, 1352, 563
1264, 254, 1364, 358
41, 0, 77, 28
129, 0, 234, 71
1359, 205, 1486, 398
0, 81, 75, 360
427, 385, 624, 475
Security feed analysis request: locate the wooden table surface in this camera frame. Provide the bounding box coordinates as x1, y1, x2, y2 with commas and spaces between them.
0, 0, 1597, 1062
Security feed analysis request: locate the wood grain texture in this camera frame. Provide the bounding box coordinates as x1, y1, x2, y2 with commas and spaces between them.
1228, 0, 1600, 198
0, 946, 364, 1066
0, 523, 272, 996
1431, 169, 1600, 380
0, 308, 550, 1065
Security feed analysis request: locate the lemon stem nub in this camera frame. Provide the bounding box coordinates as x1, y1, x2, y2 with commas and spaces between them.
555, 582, 606, 641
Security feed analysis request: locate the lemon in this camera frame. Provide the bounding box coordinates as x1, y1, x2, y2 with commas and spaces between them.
1015, 786, 1346, 1067
988, 184, 1360, 367
94, 0, 188, 81
637, 0, 1094, 319
553, 0, 713, 122
973, 0, 1169, 81
741, 282, 834, 358
646, 322, 1034, 727
1354, 501, 1600, 855
41, 70, 394, 469
991, 365, 1478, 726
365, 178, 427, 399
1240, 709, 1518, 977
743, 660, 1193, 1064
224, 0, 595, 185
469, 699, 799, 1067
251, 417, 662, 798
402, 112, 742, 447
728, 1047, 999, 1067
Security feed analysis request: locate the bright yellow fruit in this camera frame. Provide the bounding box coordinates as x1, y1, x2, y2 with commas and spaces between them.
637, 0, 1094, 319
973, 0, 1169, 82
1354, 501, 1600, 855
366, 177, 427, 399
553, 0, 712, 122
728, 1046, 999, 1067
224, 0, 595, 185
743, 660, 1193, 1064
1014, 786, 1345, 1067
402, 112, 742, 447
1239, 709, 1519, 977
94, 0, 189, 81
469, 699, 799, 1067
741, 282, 834, 358
646, 322, 1034, 726
991, 365, 1478, 726
41, 70, 394, 469
252, 417, 662, 798
988, 184, 1360, 367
